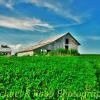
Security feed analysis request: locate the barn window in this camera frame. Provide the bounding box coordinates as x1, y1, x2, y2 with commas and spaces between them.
65, 39, 69, 49
65, 39, 69, 44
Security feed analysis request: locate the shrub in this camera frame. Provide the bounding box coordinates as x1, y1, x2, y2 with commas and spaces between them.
0, 53, 4, 56
48, 48, 79, 56
33, 48, 79, 56
56, 48, 66, 54
34, 51, 47, 56
47, 50, 57, 56
68, 49, 79, 55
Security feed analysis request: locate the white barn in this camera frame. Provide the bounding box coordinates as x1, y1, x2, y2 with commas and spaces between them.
16, 32, 80, 56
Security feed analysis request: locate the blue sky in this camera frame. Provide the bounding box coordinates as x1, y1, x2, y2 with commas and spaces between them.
0, 0, 100, 54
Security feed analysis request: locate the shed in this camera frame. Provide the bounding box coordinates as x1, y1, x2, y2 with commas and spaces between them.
0, 45, 11, 56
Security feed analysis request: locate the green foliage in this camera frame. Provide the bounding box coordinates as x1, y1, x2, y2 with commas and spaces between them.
0, 53, 5, 56
56, 48, 66, 54
33, 48, 79, 56
0, 56, 100, 99
67, 49, 79, 55
48, 48, 79, 56
48, 48, 66, 56
34, 51, 47, 56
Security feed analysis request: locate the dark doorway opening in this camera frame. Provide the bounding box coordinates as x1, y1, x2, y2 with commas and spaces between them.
65, 46, 68, 49
65, 39, 69, 44
65, 39, 69, 49
47, 50, 51, 52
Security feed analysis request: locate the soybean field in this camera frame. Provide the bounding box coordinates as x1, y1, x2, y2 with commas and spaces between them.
0, 55, 100, 100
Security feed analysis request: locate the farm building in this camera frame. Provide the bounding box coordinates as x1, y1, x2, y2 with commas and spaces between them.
0, 45, 11, 56
16, 32, 80, 56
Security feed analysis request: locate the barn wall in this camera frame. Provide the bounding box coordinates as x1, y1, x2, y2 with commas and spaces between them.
38, 37, 65, 51
67, 34, 78, 50
17, 51, 33, 57
68, 39, 78, 50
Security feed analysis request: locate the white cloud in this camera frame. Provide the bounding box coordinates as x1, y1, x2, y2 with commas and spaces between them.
27, 0, 86, 23
5, 3, 13, 9
9, 44, 22, 50
53, 22, 82, 28
0, 0, 89, 32
0, 15, 53, 31
87, 36, 100, 40
0, 0, 88, 25
0, 0, 13, 9
8, 44, 22, 54
77, 35, 100, 43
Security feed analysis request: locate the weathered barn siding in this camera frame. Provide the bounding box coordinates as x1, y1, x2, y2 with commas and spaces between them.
38, 37, 64, 51
67, 34, 78, 50
17, 51, 33, 57
68, 39, 78, 50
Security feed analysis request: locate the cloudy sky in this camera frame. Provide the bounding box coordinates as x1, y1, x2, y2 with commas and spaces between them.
0, 0, 100, 54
